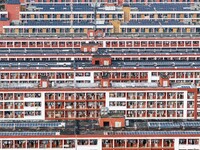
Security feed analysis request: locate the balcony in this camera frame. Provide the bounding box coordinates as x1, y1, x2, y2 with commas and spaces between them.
140, 72, 148, 79
176, 72, 184, 78
147, 93, 156, 100
127, 110, 137, 117
177, 102, 184, 108
137, 102, 146, 108
55, 111, 64, 118
56, 73, 65, 79
139, 139, 151, 148
96, 93, 105, 100
187, 102, 194, 109
167, 102, 176, 108
127, 102, 136, 108
167, 92, 176, 99
87, 102, 96, 109
27, 140, 39, 148
177, 111, 183, 117
46, 102, 55, 109
151, 139, 162, 148
45, 93, 55, 100
187, 93, 194, 99
94, 73, 102, 79
96, 102, 104, 109
25, 102, 35, 107
76, 93, 86, 100
185, 72, 194, 78
112, 72, 120, 79
102, 140, 113, 148
147, 102, 156, 108
179, 139, 187, 145
163, 139, 174, 148
147, 110, 156, 117
157, 102, 166, 108
14, 102, 24, 109
15, 111, 24, 118
76, 102, 86, 109
78, 140, 89, 146
4, 111, 14, 118
55, 93, 65, 100
137, 110, 146, 117
167, 110, 176, 117
4, 93, 14, 100
127, 93, 136, 100
127, 140, 137, 148
177, 93, 184, 99
2, 140, 13, 149
4, 102, 13, 109
65, 102, 74, 109
76, 111, 87, 118
55, 102, 64, 109
66, 73, 74, 79
10, 73, 18, 79
39, 140, 51, 148
52, 140, 63, 148
63, 140, 75, 148
1, 73, 9, 79
65, 94, 75, 100
130, 72, 139, 79
188, 139, 199, 145
45, 111, 54, 118
14, 93, 24, 100
65, 111, 75, 118
157, 110, 166, 117
187, 111, 194, 117
137, 92, 146, 100
14, 140, 26, 148
86, 93, 95, 100
88, 110, 96, 118
29, 73, 37, 79
157, 92, 166, 99
114, 140, 125, 148
0, 102, 3, 109
47, 73, 55, 79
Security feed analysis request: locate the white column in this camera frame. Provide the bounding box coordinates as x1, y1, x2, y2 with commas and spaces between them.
41, 92, 45, 120
148, 71, 152, 83
105, 92, 110, 108
174, 138, 179, 150
90, 72, 94, 83
183, 91, 188, 119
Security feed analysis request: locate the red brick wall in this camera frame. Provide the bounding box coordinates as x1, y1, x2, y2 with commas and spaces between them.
92, 57, 111, 66
99, 118, 125, 127
5, 4, 20, 21
80, 45, 98, 53
159, 77, 170, 87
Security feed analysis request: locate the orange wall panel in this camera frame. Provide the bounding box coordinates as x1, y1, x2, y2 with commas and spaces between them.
0, 20, 10, 33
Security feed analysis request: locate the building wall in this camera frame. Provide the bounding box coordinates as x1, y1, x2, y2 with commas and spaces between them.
5, 4, 20, 21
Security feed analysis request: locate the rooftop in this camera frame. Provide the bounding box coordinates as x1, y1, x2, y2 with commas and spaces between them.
1, 120, 200, 136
